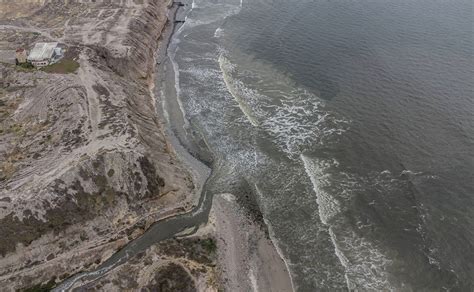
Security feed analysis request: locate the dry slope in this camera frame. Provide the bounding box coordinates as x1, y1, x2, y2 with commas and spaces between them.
0, 0, 198, 290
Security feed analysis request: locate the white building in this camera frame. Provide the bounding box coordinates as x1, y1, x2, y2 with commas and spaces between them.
27, 42, 63, 67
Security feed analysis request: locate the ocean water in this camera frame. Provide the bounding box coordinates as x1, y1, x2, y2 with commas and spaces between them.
168, 0, 474, 290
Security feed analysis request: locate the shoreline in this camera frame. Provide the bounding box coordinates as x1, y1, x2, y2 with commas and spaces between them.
255, 184, 296, 291
155, 1, 296, 291
54, 0, 296, 290
211, 193, 294, 292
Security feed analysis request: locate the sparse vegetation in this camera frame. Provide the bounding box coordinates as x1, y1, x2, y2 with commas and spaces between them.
201, 238, 217, 253
16, 62, 35, 71
41, 59, 80, 74
146, 263, 196, 291
10, 123, 24, 135
59, 273, 70, 280
22, 277, 56, 292
79, 232, 88, 241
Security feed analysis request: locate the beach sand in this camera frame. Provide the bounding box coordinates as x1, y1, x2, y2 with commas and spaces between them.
210, 193, 294, 292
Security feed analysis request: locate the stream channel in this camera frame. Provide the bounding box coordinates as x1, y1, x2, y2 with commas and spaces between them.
53, 2, 215, 290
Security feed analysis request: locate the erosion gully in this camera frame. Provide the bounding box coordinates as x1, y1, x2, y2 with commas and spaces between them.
53, 2, 215, 291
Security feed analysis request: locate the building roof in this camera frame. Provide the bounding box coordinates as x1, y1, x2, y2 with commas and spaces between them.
16, 48, 25, 53
28, 42, 58, 61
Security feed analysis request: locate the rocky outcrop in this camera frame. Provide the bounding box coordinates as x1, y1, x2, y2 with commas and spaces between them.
0, 0, 196, 290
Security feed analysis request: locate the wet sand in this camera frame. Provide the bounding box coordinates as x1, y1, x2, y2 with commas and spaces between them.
211, 193, 294, 292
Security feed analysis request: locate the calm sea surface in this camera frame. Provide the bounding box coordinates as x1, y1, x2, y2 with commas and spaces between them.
169, 0, 474, 290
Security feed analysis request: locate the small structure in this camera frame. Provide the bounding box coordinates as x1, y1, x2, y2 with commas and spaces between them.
27, 42, 63, 67
15, 48, 28, 64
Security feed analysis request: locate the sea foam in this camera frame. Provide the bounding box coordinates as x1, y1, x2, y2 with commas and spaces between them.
301, 154, 394, 290
300, 154, 341, 224
219, 54, 260, 126
217, 54, 349, 158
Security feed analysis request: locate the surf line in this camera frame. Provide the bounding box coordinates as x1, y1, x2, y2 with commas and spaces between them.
218, 54, 259, 127
255, 184, 296, 292
300, 154, 352, 289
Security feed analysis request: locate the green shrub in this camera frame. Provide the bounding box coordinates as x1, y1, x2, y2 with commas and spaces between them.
42, 59, 80, 74
201, 238, 217, 253
22, 277, 56, 292
16, 62, 35, 71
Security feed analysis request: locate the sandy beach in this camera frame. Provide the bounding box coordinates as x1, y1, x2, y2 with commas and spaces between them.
210, 193, 294, 292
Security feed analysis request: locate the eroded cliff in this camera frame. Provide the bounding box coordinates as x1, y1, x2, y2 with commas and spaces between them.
0, 0, 200, 290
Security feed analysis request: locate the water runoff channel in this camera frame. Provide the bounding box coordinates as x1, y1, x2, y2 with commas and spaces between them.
53, 2, 216, 291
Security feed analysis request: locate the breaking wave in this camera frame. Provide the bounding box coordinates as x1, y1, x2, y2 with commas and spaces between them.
214, 27, 224, 38
300, 155, 341, 225
179, 1, 241, 31
301, 154, 394, 290
219, 55, 260, 126
217, 53, 349, 158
